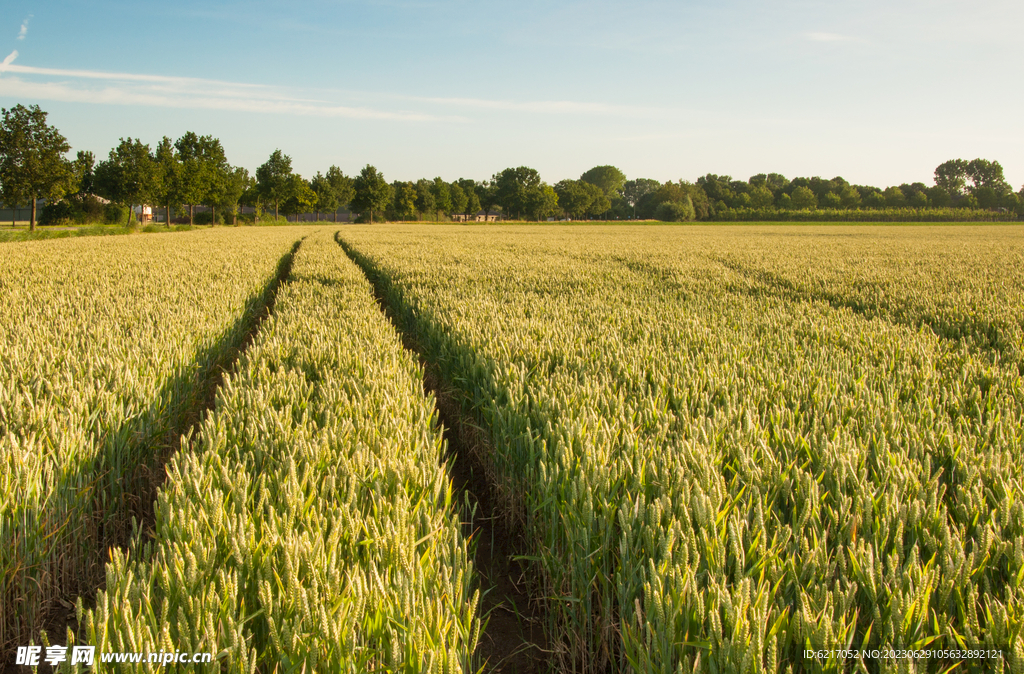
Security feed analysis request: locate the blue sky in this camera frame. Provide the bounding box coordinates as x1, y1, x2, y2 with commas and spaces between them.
1, 0, 1021, 188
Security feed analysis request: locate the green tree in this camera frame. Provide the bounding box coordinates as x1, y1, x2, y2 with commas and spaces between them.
584, 182, 611, 217
554, 179, 593, 219
790, 186, 817, 210
477, 181, 498, 218
457, 178, 482, 217
325, 166, 353, 221
94, 138, 159, 226
255, 149, 293, 219
654, 197, 695, 221
174, 132, 227, 224
310, 171, 334, 221
749, 185, 774, 208
840, 185, 862, 208
526, 183, 560, 221
927, 186, 951, 208
449, 182, 468, 217
965, 159, 1011, 195
934, 159, 968, 197
493, 166, 542, 219
821, 192, 842, 209
392, 181, 418, 220
883, 186, 906, 208
218, 167, 251, 225
0, 104, 75, 231
415, 179, 435, 220
622, 178, 660, 218
73, 150, 95, 194
430, 177, 451, 221
351, 165, 390, 223
580, 165, 626, 198
281, 175, 316, 222
152, 137, 180, 227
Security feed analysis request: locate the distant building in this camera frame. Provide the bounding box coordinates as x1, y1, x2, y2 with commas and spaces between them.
450, 211, 499, 222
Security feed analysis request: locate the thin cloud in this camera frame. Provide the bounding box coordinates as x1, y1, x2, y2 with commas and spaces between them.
0, 59, 462, 122
17, 15, 31, 40
0, 58, 679, 123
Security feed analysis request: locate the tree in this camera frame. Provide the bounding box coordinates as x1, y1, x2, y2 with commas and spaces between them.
526, 183, 560, 221
477, 181, 498, 217
554, 179, 593, 219
965, 159, 1010, 195
840, 185, 862, 208
749, 185, 774, 208
415, 179, 435, 220
584, 182, 611, 217
430, 177, 451, 221
934, 159, 968, 198
622, 178, 659, 218
152, 137, 180, 227
654, 198, 695, 221
392, 181, 418, 220
325, 166, 353, 221
255, 149, 293, 219
449, 182, 468, 218
351, 165, 390, 223
73, 150, 95, 194
310, 172, 333, 221
493, 166, 542, 219
580, 165, 626, 198
821, 192, 842, 209
457, 178, 482, 217
281, 175, 315, 222
790, 186, 817, 210
218, 167, 251, 225
174, 132, 227, 224
0, 104, 75, 231
883, 186, 906, 208
94, 138, 159, 226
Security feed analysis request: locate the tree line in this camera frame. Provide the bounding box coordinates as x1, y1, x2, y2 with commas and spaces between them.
1, 103, 1022, 231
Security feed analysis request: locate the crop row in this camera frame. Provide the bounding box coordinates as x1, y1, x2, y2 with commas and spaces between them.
0, 228, 304, 651
704, 225, 1024, 369
341, 224, 1024, 673
72, 231, 478, 672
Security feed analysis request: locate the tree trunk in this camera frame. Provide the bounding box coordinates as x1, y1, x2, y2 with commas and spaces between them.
167, 203, 171, 228
212, 206, 216, 226
315, 210, 319, 222
333, 210, 337, 223
30, 198, 36, 232
189, 204, 194, 225
275, 202, 279, 219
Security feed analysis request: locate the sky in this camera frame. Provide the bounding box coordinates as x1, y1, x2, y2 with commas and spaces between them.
0, 0, 1021, 188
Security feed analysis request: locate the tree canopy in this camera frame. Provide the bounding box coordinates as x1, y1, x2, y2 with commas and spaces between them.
0, 104, 75, 230
351, 165, 390, 222
255, 149, 293, 218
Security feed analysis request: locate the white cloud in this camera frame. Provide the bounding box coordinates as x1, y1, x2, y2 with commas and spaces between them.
0, 59, 679, 123
0, 61, 463, 122
17, 15, 31, 41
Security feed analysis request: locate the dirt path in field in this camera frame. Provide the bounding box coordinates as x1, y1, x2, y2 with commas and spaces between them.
338, 237, 551, 674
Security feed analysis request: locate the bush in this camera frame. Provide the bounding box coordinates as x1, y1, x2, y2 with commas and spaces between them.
104, 202, 131, 225
194, 211, 226, 225
654, 198, 695, 222
39, 194, 110, 226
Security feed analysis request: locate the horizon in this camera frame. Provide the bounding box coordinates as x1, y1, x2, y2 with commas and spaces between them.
0, 0, 1021, 189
